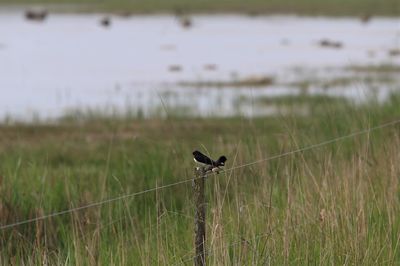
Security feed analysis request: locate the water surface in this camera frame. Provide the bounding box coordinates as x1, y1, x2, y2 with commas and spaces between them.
0, 13, 399, 120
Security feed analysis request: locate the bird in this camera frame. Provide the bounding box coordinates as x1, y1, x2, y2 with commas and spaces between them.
192, 150, 227, 173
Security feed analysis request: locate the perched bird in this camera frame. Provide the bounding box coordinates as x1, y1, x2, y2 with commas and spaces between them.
193, 150, 227, 173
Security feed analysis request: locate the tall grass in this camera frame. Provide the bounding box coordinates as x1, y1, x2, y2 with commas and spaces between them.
0, 94, 400, 264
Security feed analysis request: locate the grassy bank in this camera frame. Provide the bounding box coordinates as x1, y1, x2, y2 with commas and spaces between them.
0, 94, 400, 264
1, 0, 399, 16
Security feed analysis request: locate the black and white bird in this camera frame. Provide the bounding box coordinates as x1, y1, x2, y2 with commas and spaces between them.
193, 150, 227, 173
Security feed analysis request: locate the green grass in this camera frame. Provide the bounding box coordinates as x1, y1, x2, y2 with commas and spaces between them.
1, 0, 398, 258
1, 0, 399, 16
0, 94, 400, 264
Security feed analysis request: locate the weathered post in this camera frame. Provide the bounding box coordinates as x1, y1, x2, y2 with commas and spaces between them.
193, 167, 206, 266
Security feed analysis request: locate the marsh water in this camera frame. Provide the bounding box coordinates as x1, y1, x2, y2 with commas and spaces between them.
0, 12, 399, 120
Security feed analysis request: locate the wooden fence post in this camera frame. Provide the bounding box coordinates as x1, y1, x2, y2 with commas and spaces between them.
193, 167, 206, 266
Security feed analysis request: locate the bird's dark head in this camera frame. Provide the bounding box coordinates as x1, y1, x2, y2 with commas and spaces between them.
217, 156, 227, 166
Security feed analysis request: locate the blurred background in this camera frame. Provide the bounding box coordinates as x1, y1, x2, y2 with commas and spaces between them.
0, 0, 399, 121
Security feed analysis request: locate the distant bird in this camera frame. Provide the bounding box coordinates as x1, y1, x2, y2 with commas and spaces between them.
360, 14, 372, 24
100, 17, 111, 27
25, 9, 48, 22
193, 150, 227, 173
318, 39, 343, 49
179, 16, 192, 28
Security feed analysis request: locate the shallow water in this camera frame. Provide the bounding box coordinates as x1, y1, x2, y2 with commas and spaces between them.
0, 13, 399, 120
